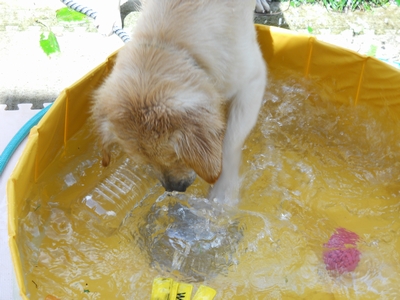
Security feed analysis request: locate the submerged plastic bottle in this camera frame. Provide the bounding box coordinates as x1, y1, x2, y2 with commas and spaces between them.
70, 157, 158, 236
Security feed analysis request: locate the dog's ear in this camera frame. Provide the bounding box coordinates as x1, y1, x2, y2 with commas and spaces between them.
175, 120, 224, 184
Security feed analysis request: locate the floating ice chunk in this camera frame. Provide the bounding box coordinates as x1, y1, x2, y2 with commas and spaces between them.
279, 212, 292, 221
138, 194, 244, 281
64, 173, 77, 187
106, 211, 117, 216
45, 208, 73, 241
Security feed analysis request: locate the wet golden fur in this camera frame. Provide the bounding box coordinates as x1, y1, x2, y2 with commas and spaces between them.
92, 0, 266, 201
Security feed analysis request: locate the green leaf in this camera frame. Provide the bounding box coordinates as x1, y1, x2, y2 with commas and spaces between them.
396, 0, 400, 6
39, 31, 60, 56
307, 26, 313, 34
56, 7, 87, 22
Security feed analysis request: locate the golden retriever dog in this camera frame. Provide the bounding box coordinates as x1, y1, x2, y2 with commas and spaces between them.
92, 0, 267, 203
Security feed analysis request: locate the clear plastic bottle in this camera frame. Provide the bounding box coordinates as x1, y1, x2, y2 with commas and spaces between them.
70, 157, 157, 236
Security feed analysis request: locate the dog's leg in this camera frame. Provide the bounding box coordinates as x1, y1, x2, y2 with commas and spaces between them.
209, 73, 266, 205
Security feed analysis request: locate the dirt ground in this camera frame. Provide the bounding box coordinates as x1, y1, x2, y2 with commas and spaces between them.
0, 0, 399, 110
256, 1, 400, 62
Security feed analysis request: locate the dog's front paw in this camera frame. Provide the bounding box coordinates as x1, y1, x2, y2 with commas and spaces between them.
209, 176, 239, 206
255, 0, 271, 13
95, 13, 122, 36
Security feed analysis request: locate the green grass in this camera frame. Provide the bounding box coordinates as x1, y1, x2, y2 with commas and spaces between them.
282, 0, 394, 11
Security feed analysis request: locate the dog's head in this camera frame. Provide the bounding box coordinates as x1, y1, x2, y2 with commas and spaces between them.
92, 55, 224, 192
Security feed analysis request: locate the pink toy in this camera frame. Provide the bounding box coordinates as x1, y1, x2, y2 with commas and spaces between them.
323, 228, 361, 273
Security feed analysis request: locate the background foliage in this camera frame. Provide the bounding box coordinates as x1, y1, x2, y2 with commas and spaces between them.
282, 0, 398, 11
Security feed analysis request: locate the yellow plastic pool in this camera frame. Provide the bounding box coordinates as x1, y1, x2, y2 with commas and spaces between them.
8, 25, 400, 299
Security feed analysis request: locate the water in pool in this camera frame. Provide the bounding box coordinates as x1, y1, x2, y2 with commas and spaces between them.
18, 70, 400, 299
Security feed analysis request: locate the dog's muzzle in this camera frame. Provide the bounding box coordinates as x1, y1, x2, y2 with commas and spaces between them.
162, 172, 196, 192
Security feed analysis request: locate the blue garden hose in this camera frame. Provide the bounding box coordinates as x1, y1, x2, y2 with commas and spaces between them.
0, 104, 52, 176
